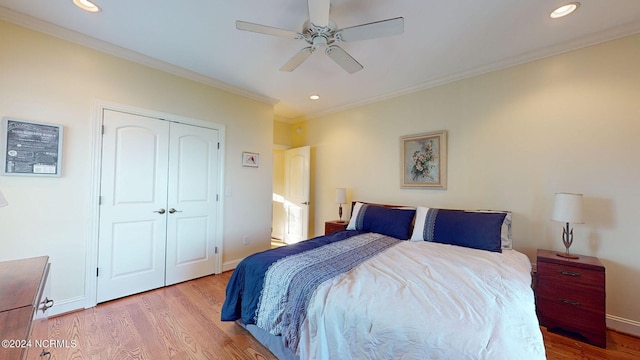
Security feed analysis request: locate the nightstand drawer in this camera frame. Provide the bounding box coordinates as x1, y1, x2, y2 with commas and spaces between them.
537, 262, 604, 289
537, 297, 606, 347
536, 284, 605, 314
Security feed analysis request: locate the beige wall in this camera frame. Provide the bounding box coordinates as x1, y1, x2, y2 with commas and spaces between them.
0, 20, 273, 312
295, 34, 640, 332
274, 119, 293, 146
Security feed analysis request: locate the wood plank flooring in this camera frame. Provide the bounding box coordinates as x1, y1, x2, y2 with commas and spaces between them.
27, 271, 640, 359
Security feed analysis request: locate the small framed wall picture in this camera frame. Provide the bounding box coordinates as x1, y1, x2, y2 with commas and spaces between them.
242, 152, 259, 167
400, 130, 447, 189
2, 117, 64, 177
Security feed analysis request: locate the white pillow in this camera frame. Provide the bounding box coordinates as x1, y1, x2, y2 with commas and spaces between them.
346, 202, 365, 230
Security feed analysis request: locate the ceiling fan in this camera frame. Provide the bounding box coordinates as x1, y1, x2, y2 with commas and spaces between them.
236, 0, 404, 74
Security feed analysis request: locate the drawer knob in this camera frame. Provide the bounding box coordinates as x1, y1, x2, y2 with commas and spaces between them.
557, 269, 581, 277
560, 298, 581, 306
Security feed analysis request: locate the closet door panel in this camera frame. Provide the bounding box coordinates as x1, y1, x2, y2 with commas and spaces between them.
97, 110, 169, 303
165, 123, 219, 285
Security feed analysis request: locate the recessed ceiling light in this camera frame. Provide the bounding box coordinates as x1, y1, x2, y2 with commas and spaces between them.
73, 0, 101, 13
550, 2, 580, 19
309, 94, 320, 100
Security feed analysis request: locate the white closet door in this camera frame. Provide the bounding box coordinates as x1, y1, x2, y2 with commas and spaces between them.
165, 123, 219, 285
97, 110, 169, 303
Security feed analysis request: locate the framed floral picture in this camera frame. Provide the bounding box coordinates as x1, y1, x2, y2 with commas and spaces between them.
400, 130, 447, 189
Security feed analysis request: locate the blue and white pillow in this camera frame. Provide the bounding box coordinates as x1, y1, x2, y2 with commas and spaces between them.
410, 207, 507, 253
346, 202, 416, 240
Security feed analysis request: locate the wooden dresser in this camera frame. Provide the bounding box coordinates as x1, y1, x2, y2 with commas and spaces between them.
0, 256, 52, 360
535, 249, 606, 348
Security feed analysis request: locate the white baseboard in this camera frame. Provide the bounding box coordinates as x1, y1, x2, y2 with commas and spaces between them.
47, 296, 85, 317
222, 259, 243, 272
607, 314, 640, 337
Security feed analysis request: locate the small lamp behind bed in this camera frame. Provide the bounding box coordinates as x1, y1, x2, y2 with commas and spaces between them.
551, 192, 584, 259
336, 188, 347, 222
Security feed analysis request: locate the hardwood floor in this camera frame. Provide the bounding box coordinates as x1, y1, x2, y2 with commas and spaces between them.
27, 271, 640, 359
28, 271, 276, 360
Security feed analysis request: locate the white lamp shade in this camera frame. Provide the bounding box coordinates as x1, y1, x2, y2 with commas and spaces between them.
0, 190, 7, 208
336, 188, 347, 204
551, 193, 584, 224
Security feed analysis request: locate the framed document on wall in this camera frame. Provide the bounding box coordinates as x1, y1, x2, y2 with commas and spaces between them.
1, 118, 64, 177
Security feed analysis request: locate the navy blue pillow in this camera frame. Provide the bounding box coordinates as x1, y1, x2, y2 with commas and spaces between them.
354, 205, 416, 240
432, 209, 506, 253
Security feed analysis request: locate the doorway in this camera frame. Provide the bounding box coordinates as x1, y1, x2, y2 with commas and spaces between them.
272, 146, 311, 245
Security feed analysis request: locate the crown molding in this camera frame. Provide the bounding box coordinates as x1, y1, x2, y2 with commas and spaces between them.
303, 23, 640, 121
0, 7, 279, 106
3, 6, 639, 120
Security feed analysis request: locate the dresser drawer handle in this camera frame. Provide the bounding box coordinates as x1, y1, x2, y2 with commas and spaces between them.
560, 298, 581, 306
40, 297, 55, 313
557, 270, 581, 277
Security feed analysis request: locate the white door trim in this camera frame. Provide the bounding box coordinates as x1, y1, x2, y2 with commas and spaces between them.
85, 100, 225, 308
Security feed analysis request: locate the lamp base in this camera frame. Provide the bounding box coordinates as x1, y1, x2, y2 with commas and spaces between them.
556, 252, 579, 259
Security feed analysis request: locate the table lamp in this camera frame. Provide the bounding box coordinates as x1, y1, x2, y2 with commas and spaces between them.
551, 192, 584, 259
336, 188, 347, 222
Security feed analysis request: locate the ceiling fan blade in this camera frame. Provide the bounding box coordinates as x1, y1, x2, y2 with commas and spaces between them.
325, 45, 363, 74
308, 0, 330, 27
338, 17, 404, 42
280, 47, 314, 72
236, 21, 300, 39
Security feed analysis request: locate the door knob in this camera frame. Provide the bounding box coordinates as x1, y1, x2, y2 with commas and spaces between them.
169, 208, 182, 214
301, 201, 310, 205
154, 208, 166, 214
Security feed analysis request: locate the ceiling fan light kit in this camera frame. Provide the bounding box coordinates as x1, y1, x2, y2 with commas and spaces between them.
236, 0, 404, 73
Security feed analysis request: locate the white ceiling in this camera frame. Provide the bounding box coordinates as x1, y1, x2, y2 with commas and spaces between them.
1, 1, 639, 121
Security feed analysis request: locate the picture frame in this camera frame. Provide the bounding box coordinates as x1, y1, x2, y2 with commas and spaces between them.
1, 117, 64, 177
400, 130, 447, 189
242, 151, 259, 168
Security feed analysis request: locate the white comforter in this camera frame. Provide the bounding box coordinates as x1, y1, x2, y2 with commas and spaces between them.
297, 241, 546, 360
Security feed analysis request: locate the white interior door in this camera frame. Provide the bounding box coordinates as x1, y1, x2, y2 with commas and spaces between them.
165, 123, 219, 286
284, 146, 310, 244
97, 110, 220, 302
97, 110, 169, 303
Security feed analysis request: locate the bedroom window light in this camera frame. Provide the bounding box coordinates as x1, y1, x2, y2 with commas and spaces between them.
550, 2, 580, 18
73, 0, 101, 13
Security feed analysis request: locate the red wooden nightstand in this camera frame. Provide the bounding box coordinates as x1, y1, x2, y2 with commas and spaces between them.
324, 220, 348, 235
535, 249, 606, 348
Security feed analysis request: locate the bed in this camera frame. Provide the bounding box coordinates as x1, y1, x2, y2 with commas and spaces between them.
221, 202, 546, 359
